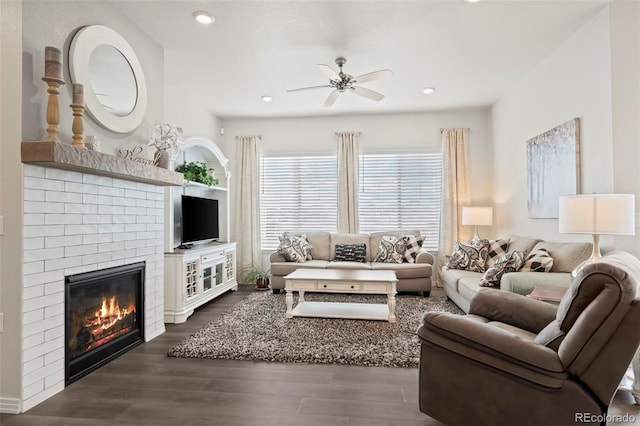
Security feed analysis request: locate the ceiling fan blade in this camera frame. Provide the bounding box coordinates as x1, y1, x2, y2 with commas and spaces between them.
350, 86, 385, 102
323, 90, 340, 107
352, 69, 393, 84
287, 85, 332, 93
317, 64, 340, 81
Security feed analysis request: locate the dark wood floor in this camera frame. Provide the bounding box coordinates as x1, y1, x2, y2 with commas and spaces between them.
1, 287, 639, 426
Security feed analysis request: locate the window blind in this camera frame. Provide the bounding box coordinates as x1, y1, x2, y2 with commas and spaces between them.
260, 156, 338, 249
358, 153, 442, 251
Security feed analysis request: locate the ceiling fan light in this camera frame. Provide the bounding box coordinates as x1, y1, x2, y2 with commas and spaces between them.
261, 95, 273, 103
288, 58, 391, 107
193, 11, 214, 25
423, 87, 436, 95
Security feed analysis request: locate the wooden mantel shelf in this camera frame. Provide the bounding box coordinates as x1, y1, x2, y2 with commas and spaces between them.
21, 141, 183, 186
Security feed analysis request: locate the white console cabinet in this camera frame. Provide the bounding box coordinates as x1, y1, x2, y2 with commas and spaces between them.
164, 242, 237, 323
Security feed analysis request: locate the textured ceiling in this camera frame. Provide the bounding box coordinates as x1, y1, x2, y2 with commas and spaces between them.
113, 0, 608, 118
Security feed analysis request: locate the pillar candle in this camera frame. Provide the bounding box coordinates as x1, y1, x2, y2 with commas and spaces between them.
72, 83, 84, 105
44, 46, 62, 80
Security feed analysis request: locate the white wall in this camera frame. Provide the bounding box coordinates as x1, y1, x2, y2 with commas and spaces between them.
164, 81, 222, 141
609, 1, 640, 255
490, 7, 616, 246
1, 0, 24, 410
219, 109, 493, 261
21, 1, 164, 159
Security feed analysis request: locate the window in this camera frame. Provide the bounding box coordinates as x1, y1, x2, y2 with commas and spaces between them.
358, 153, 442, 251
260, 152, 442, 252
260, 156, 337, 249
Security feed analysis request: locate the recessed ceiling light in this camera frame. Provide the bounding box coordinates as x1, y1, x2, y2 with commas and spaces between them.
193, 11, 214, 25
261, 95, 273, 103
464, 0, 482, 3
423, 87, 436, 95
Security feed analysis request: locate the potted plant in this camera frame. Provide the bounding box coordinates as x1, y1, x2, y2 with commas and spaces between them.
241, 263, 271, 290
175, 161, 220, 186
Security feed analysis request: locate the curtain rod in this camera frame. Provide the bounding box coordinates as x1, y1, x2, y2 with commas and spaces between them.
235, 135, 262, 140
440, 128, 471, 133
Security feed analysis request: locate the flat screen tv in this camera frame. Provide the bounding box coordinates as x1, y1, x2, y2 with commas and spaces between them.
181, 195, 219, 245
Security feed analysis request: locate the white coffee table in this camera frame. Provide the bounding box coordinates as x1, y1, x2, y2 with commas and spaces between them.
283, 269, 398, 322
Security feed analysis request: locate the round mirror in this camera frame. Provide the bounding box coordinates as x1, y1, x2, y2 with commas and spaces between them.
88, 45, 137, 117
69, 25, 147, 133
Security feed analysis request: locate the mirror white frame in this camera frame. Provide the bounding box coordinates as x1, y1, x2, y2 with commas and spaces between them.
69, 25, 147, 133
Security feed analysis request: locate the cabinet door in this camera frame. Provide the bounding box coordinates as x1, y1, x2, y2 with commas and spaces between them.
224, 249, 236, 283
215, 262, 224, 287
184, 259, 199, 300
202, 263, 213, 292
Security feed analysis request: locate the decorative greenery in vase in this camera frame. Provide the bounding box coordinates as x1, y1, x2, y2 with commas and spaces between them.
175, 161, 219, 186
240, 264, 271, 289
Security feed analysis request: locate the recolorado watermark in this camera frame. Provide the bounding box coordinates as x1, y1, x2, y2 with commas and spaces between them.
575, 412, 637, 423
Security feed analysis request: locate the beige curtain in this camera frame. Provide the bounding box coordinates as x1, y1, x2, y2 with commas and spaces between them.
337, 131, 361, 233
235, 135, 262, 283
437, 128, 471, 286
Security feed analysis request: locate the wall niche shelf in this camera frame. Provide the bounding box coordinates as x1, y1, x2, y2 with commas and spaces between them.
182, 180, 228, 192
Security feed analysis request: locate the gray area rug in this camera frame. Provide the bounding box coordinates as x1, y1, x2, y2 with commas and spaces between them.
167, 292, 463, 368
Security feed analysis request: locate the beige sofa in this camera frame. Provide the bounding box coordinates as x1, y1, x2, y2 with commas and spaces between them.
269, 230, 434, 295
442, 235, 592, 313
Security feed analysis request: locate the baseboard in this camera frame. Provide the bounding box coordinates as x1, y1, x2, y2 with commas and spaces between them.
0, 397, 22, 414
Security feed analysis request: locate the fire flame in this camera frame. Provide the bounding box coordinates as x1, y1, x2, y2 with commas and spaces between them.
89, 295, 135, 336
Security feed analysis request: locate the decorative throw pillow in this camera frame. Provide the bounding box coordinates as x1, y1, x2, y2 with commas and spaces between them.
284, 232, 313, 260
403, 235, 425, 263
374, 236, 407, 264
277, 233, 312, 263
334, 243, 367, 263
479, 250, 526, 287
486, 238, 509, 268
520, 248, 554, 272
446, 239, 490, 272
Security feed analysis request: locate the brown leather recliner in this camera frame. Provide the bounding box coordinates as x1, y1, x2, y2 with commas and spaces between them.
417, 251, 640, 426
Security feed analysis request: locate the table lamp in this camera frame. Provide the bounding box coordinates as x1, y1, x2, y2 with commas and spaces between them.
462, 206, 493, 241
559, 194, 635, 276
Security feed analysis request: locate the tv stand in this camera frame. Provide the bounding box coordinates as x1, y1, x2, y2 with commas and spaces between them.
176, 244, 193, 250
164, 242, 237, 323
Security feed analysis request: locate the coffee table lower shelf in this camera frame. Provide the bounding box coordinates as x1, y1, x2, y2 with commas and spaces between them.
290, 301, 390, 321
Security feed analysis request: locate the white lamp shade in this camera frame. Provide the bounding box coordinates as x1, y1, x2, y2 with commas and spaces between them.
559, 194, 635, 235
462, 206, 493, 226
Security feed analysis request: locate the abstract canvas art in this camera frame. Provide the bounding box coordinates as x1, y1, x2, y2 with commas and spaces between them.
526, 118, 580, 218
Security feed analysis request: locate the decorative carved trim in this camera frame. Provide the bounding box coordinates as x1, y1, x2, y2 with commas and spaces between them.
21, 141, 183, 186
177, 136, 232, 180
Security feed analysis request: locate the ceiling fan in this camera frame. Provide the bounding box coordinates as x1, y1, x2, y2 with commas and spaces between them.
287, 57, 393, 107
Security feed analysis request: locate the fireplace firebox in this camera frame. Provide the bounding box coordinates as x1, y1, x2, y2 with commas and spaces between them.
65, 262, 145, 385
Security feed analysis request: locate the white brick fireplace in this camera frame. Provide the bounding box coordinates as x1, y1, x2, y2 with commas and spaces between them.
20, 163, 167, 411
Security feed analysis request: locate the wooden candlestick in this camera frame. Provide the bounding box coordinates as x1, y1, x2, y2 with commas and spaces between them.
72, 83, 84, 106
44, 47, 62, 80
42, 76, 65, 142
70, 103, 85, 147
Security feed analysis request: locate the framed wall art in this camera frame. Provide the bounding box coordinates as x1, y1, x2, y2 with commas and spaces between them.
526, 118, 581, 218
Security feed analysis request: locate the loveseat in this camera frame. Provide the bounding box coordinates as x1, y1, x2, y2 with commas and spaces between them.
442, 235, 591, 313
269, 230, 434, 295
